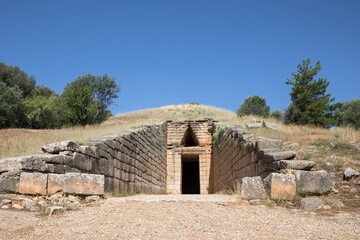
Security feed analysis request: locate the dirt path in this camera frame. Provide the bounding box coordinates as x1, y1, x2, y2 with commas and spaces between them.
1, 195, 359, 240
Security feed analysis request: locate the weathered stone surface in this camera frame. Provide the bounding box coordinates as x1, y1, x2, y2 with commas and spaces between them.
0, 156, 47, 173
42, 141, 81, 154
20, 198, 39, 211
326, 199, 344, 208
294, 170, 332, 195
265, 151, 296, 162
256, 138, 282, 150
299, 198, 324, 211
0, 176, 19, 193
48, 174, 64, 195
73, 152, 91, 172
19, 172, 47, 195
64, 173, 104, 195
343, 167, 359, 181
35, 154, 65, 164
85, 195, 100, 203
266, 173, 296, 200
240, 176, 266, 200
272, 160, 315, 170
12, 203, 24, 210
45, 206, 64, 216
246, 122, 262, 129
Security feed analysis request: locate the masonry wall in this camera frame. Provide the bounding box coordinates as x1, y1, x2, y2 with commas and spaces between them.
0, 123, 167, 195
212, 127, 284, 193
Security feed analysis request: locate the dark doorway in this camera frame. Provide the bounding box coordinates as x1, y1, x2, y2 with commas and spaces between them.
182, 155, 200, 194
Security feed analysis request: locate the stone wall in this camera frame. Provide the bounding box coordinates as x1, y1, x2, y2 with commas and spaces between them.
212, 126, 294, 193
0, 123, 167, 195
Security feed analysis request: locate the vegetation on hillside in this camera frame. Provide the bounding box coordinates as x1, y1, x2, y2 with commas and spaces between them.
0, 62, 120, 129
237, 95, 270, 118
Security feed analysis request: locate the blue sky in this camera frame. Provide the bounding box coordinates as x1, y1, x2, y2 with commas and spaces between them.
1, 0, 359, 114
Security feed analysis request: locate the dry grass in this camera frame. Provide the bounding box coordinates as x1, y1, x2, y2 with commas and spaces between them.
1, 104, 359, 160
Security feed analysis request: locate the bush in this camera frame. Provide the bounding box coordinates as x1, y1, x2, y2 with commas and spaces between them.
270, 109, 284, 121
334, 99, 360, 129
237, 95, 270, 117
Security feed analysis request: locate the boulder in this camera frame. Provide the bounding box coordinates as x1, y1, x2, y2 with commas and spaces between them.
20, 198, 39, 212
240, 176, 266, 200
256, 139, 282, 150
299, 198, 324, 211
326, 199, 344, 208
343, 168, 359, 181
64, 173, 104, 195
265, 173, 296, 200
42, 141, 81, 154
272, 160, 316, 170
294, 170, 332, 195
45, 206, 64, 216
18, 172, 47, 195
85, 195, 100, 203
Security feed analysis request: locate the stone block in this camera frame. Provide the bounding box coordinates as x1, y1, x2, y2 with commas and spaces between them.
19, 172, 47, 195
294, 170, 332, 195
0, 156, 47, 173
271, 160, 315, 170
48, 174, 64, 195
0, 176, 19, 193
64, 173, 104, 195
299, 198, 324, 211
266, 173, 296, 200
73, 152, 90, 172
240, 176, 266, 200
256, 138, 282, 150
90, 157, 99, 174
54, 164, 65, 174
42, 140, 81, 154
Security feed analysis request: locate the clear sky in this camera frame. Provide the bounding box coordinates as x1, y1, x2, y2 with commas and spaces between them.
1, 0, 359, 114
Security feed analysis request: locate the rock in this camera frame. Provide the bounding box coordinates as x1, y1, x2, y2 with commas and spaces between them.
249, 199, 260, 204
326, 199, 344, 208
1, 199, 12, 204
1, 205, 9, 209
343, 168, 360, 181
67, 195, 80, 203
12, 203, 24, 210
265, 122, 278, 130
294, 170, 332, 195
240, 176, 266, 200
38, 200, 48, 208
0, 176, 19, 193
0, 156, 47, 173
299, 198, 324, 211
326, 155, 337, 161
45, 206, 64, 216
1, 170, 22, 177
325, 162, 334, 167
256, 139, 283, 150
42, 141, 81, 154
47, 174, 64, 195
332, 187, 339, 194
273, 160, 315, 170
68, 202, 80, 210
85, 195, 100, 203
266, 173, 296, 200
289, 143, 299, 148
20, 198, 38, 211
64, 173, 104, 195
246, 122, 262, 129
18, 172, 47, 195
264, 151, 296, 163
323, 205, 331, 210
49, 194, 62, 202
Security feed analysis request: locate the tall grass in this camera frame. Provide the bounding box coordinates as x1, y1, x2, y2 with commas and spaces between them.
0, 104, 359, 159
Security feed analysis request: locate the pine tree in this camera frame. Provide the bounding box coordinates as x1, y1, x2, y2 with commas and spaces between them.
286, 58, 336, 127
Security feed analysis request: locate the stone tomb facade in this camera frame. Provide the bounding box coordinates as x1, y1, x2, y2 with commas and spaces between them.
166, 120, 214, 194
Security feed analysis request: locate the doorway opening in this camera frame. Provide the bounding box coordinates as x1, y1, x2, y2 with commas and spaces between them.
181, 155, 200, 194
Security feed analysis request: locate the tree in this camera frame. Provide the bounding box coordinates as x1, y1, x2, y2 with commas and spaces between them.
62, 73, 120, 126
270, 109, 284, 121
0, 82, 27, 128
237, 95, 270, 117
0, 62, 36, 97
286, 58, 336, 127
334, 99, 360, 130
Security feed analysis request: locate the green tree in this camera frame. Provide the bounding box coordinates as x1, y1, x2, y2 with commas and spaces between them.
237, 95, 270, 117
0, 62, 36, 97
62, 73, 120, 126
270, 109, 284, 121
0, 82, 27, 128
286, 58, 336, 127
334, 99, 360, 130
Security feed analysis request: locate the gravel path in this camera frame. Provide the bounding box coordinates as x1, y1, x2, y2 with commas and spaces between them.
1, 194, 359, 240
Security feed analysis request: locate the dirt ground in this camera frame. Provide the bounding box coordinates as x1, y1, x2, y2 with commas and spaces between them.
1, 195, 359, 240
